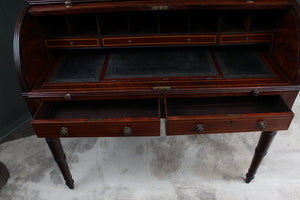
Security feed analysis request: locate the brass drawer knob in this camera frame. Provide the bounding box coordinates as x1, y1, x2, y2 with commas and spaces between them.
60, 127, 69, 137
69, 41, 74, 45
253, 88, 260, 96
128, 40, 132, 44
187, 38, 191, 42
64, 93, 72, 101
245, 37, 249, 41
258, 121, 267, 130
65, 0, 72, 8
246, 0, 254, 3
196, 124, 205, 134
123, 127, 132, 136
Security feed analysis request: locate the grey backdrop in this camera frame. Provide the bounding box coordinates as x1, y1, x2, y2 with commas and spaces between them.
0, 0, 30, 141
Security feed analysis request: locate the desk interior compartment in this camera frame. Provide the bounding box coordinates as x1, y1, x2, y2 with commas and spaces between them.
165, 96, 294, 135
189, 10, 219, 33
42, 46, 287, 88
48, 52, 105, 83
105, 47, 219, 79
250, 10, 285, 32
213, 47, 275, 78
66, 14, 98, 36
101, 13, 130, 36
221, 10, 252, 32
32, 98, 161, 137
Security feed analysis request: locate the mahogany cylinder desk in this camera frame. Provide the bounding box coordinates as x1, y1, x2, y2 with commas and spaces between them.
14, 0, 300, 189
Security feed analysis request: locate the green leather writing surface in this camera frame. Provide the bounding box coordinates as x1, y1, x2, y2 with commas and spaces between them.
214, 48, 274, 78
49, 53, 105, 83
105, 47, 218, 79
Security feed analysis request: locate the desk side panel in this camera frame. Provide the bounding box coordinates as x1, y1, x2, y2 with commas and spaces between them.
14, 7, 49, 92
273, 0, 300, 84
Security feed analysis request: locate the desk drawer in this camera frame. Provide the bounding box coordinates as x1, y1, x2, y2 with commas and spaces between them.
32, 99, 160, 137
219, 33, 274, 44
45, 38, 100, 48
102, 35, 217, 47
165, 96, 293, 135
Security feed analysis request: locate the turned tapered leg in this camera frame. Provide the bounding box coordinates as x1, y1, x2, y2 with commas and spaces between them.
46, 138, 74, 189
245, 131, 277, 183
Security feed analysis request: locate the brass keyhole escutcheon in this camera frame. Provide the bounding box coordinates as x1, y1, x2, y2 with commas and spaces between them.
65, 0, 72, 8
253, 88, 260, 96
60, 127, 69, 137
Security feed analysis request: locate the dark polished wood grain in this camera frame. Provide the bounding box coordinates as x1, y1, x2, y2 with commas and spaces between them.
26, 98, 41, 115
165, 96, 293, 135
28, 0, 291, 16
13, 7, 51, 92
45, 38, 100, 48
220, 33, 274, 44
281, 91, 299, 109
34, 121, 161, 137
166, 116, 292, 135
13, 7, 30, 92
246, 131, 277, 183
289, 0, 300, 83
25, 0, 290, 6
14, 0, 300, 188
273, 10, 300, 84
23, 85, 300, 100
102, 35, 217, 47
32, 99, 161, 137
46, 138, 74, 189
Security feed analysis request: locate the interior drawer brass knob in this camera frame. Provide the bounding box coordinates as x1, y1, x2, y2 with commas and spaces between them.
65, 0, 72, 8
123, 127, 132, 136
258, 121, 267, 130
60, 127, 69, 137
196, 124, 205, 134
187, 38, 191, 42
253, 88, 260, 96
64, 93, 72, 101
128, 40, 132, 44
246, 0, 254, 3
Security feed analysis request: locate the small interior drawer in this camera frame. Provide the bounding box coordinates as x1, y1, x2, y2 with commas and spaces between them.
102, 35, 217, 47
165, 96, 293, 135
45, 38, 100, 48
31, 98, 160, 137
219, 33, 274, 44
